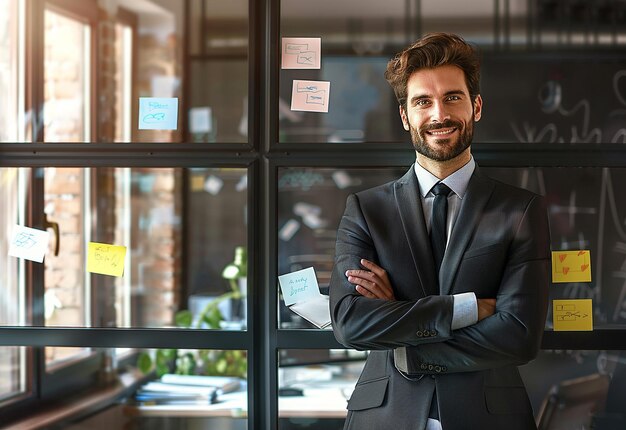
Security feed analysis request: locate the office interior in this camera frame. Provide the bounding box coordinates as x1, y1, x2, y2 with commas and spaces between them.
1, 0, 626, 428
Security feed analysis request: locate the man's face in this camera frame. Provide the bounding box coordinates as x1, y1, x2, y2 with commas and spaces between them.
399, 65, 482, 162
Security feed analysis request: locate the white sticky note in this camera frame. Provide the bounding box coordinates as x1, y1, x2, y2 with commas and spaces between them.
332, 171, 352, 189
279, 219, 301, 241
204, 175, 224, 195
8, 225, 51, 263
278, 267, 321, 306
281, 37, 321, 69
189, 107, 212, 134
138, 97, 179, 130
293, 202, 321, 217
291, 80, 330, 113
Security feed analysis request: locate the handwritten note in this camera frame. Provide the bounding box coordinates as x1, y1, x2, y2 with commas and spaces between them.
281, 38, 321, 69
553, 299, 593, 331
552, 250, 592, 283
87, 242, 127, 277
8, 225, 51, 263
138, 97, 179, 130
278, 267, 321, 306
291, 80, 330, 113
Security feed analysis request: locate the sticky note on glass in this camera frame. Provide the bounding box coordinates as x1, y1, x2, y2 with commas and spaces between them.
553, 299, 593, 331
291, 80, 330, 113
278, 267, 321, 306
552, 250, 591, 283
138, 97, 178, 130
8, 225, 51, 263
281, 37, 321, 69
87, 242, 127, 277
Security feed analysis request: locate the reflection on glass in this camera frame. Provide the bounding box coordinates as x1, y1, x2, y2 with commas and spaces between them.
188, 0, 248, 143
0, 347, 27, 404
43, 8, 90, 142
278, 349, 366, 429
188, 168, 248, 330
277, 168, 405, 328
0, 167, 27, 403
44, 167, 88, 366
114, 22, 132, 143
0, 0, 24, 142
521, 350, 626, 428
0, 168, 27, 326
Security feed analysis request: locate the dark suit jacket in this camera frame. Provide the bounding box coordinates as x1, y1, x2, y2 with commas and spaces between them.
329, 166, 550, 430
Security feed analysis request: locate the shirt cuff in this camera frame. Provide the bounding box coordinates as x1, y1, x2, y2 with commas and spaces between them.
451, 292, 478, 330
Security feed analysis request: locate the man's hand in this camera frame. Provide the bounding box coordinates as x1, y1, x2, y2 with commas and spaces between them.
477, 299, 496, 321
346, 259, 395, 301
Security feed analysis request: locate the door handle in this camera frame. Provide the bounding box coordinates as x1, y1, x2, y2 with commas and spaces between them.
43, 214, 60, 256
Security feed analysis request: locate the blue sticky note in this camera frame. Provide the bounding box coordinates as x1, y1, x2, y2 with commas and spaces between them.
278, 267, 321, 306
138, 97, 179, 130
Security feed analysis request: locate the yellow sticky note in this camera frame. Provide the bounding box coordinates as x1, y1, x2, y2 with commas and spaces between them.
551, 250, 592, 283
87, 242, 127, 277
190, 175, 205, 192
553, 299, 593, 331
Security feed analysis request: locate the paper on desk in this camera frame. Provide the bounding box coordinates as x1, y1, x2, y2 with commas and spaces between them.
278, 267, 332, 328
289, 295, 332, 329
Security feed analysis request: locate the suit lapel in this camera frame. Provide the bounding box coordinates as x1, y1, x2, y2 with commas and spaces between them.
394, 168, 438, 297
440, 168, 495, 295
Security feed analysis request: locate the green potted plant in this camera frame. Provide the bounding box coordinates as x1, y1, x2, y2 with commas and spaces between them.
137, 246, 248, 378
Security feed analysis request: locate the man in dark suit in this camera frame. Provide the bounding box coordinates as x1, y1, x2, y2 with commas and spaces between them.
329, 33, 550, 430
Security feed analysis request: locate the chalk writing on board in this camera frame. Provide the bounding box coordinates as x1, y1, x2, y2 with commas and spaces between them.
510, 70, 626, 144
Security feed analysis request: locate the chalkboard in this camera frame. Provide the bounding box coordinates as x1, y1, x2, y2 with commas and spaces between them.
478, 53, 626, 144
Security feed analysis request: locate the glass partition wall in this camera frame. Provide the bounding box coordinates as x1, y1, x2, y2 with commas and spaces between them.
1, 0, 626, 429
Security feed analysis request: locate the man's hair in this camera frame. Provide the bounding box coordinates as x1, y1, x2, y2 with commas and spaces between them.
384, 32, 481, 108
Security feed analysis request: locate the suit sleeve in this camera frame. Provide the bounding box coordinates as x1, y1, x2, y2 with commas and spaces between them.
330, 193, 455, 351
401, 194, 550, 374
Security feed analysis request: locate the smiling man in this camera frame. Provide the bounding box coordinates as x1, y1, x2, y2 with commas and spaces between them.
329, 33, 551, 430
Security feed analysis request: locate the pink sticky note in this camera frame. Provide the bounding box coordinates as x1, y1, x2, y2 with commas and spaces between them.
282, 38, 321, 69
290, 80, 330, 113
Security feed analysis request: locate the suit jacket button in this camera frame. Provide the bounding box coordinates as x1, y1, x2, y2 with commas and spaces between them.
430, 330, 437, 337
434, 366, 441, 372
416, 330, 423, 337
423, 330, 430, 336
442, 366, 447, 372
420, 363, 427, 370
428, 364, 434, 371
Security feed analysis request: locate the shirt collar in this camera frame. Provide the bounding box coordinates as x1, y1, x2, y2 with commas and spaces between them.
413, 156, 476, 199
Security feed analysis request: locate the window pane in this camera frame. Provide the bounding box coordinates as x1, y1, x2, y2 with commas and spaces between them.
44, 8, 90, 142
277, 167, 405, 328
187, 0, 248, 143
0, 347, 27, 404
521, 349, 626, 428
0, 0, 25, 142
7, 167, 249, 331
278, 349, 366, 428
120, 348, 247, 429
280, 0, 407, 144
0, 168, 28, 402
484, 167, 626, 329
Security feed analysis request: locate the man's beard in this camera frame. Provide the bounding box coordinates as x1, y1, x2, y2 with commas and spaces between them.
410, 117, 474, 162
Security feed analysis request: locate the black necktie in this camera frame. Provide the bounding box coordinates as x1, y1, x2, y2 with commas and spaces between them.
430, 182, 451, 278
428, 182, 451, 422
